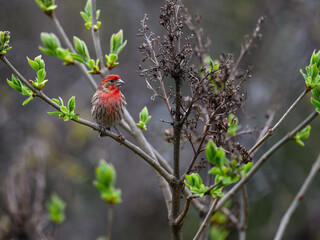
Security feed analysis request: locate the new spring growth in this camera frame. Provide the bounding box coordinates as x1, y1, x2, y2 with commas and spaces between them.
184, 173, 208, 197
301, 50, 320, 89
47, 96, 79, 121
71, 37, 100, 74
7, 74, 34, 106
27, 55, 49, 90
294, 125, 311, 147
0, 31, 12, 56
39, 33, 74, 65
80, 0, 101, 31
137, 106, 152, 130
227, 114, 241, 136
46, 194, 66, 224
93, 160, 122, 205
206, 139, 253, 191
35, 0, 57, 16
105, 30, 127, 70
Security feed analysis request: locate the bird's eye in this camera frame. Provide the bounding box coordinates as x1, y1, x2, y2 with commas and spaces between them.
109, 79, 115, 83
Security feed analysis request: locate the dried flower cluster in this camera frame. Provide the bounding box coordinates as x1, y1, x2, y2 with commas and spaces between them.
138, 0, 254, 173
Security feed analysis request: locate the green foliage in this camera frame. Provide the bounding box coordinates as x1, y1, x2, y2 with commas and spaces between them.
310, 85, 320, 114
27, 55, 49, 90
39, 32, 73, 65
0, 31, 12, 56
205, 55, 220, 73
71, 37, 100, 74
35, 0, 57, 16
209, 225, 230, 240
93, 160, 122, 205
300, 50, 320, 89
227, 114, 241, 136
294, 125, 311, 147
46, 194, 66, 224
48, 96, 79, 121
206, 140, 253, 195
7, 74, 34, 105
105, 30, 127, 70
80, 0, 101, 30
137, 106, 152, 130
184, 173, 209, 197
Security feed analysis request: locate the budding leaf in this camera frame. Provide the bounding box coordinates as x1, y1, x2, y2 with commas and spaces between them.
46, 194, 66, 224
294, 125, 311, 147
27, 57, 40, 71
68, 96, 75, 112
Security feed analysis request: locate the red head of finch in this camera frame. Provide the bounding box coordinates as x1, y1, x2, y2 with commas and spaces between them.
91, 75, 126, 131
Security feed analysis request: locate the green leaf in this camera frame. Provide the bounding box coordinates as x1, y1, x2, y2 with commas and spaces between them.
294, 125, 311, 147
39, 46, 56, 57
47, 111, 61, 115
58, 97, 64, 106
115, 40, 127, 55
206, 139, 218, 165
139, 106, 148, 122
311, 97, 320, 109
37, 69, 46, 82
70, 53, 86, 64
7, 76, 22, 92
80, 11, 90, 22
208, 167, 221, 175
52, 98, 61, 106
312, 85, 320, 101
84, 0, 91, 15
73, 36, 90, 60
22, 96, 33, 106
60, 106, 69, 115
27, 57, 40, 71
68, 96, 75, 112
46, 194, 66, 224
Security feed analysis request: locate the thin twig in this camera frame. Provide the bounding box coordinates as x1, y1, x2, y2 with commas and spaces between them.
51, 14, 98, 89
221, 207, 239, 226
194, 111, 318, 240
274, 154, 320, 240
238, 186, 248, 240
230, 16, 265, 80
174, 194, 198, 226
107, 205, 114, 240
193, 197, 221, 240
248, 88, 309, 155
1, 55, 173, 184
90, 0, 108, 76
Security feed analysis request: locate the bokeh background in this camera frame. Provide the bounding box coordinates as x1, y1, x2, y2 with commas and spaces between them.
1, 0, 320, 239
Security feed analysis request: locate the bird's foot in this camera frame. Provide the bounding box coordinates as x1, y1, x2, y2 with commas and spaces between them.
98, 126, 108, 137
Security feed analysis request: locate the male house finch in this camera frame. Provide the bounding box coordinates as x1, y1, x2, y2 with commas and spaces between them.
91, 74, 126, 139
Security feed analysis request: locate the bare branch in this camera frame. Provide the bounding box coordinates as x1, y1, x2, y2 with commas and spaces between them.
249, 88, 309, 155
90, 0, 108, 76
51, 14, 98, 89
274, 155, 320, 240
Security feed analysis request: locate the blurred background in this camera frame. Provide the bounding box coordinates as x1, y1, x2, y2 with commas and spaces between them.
1, 0, 320, 239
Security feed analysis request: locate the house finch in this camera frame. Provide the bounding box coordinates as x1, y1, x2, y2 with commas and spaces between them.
91, 74, 126, 139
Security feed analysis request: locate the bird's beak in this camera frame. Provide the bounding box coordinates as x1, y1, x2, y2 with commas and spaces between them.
116, 79, 125, 87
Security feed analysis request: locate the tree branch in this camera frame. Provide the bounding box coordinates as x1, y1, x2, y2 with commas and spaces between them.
249, 88, 309, 155
194, 110, 318, 239
274, 154, 320, 240
1, 55, 173, 185
193, 197, 221, 240
238, 186, 248, 240
90, 0, 108, 76
50, 13, 98, 89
